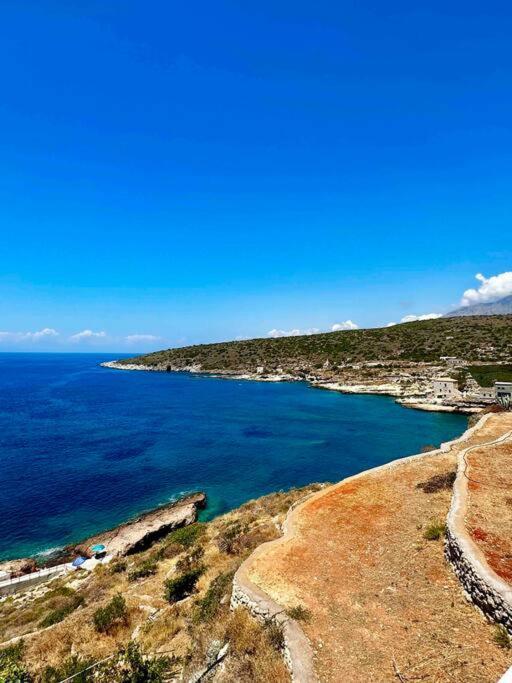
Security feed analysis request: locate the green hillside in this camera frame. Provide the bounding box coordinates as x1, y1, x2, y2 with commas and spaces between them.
124, 315, 512, 372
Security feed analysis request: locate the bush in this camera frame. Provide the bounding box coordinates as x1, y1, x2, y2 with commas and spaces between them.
39, 594, 84, 627
417, 471, 456, 493
41, 655, 94, 683
94, 642, 177, 682
216, 523, 242, 554
167, 523, 205, 548
194, 571, 233, 622
264, 619, 285, 651
423, 521, 446, 540
0, 642, 32, 683
164, 567, 204, 603
176, 546, 204, 573
128, 559, 158, 582
108, 559, 127, 574
494, 625, 511, 649
286, 605, 312, 622
93, 594, 127, 633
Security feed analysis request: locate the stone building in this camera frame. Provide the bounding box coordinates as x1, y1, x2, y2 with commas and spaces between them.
495, 382, 512, 400
432, 377, 460, 400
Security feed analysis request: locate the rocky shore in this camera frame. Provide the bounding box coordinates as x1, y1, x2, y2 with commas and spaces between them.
0, 492, 206, 577
102, 359, 490, 415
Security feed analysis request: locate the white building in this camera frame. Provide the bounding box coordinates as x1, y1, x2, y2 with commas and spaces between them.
440, 356, 461, 367
495, 382, 512, 400
432, 377, 460, 400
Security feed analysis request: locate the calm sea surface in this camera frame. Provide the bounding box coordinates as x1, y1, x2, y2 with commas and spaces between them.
0, 353, 467, 560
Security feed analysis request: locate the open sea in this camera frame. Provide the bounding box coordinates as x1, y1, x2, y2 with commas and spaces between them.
0, 353, 467, 561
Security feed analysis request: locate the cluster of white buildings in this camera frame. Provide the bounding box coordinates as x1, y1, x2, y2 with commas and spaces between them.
432, 377, 512, 402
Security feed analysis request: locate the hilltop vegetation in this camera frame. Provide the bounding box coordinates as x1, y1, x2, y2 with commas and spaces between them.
125, 316, 512, 372
468, 364, 512, 387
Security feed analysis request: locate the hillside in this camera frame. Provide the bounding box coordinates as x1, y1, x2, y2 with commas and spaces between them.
124, 315, 512, 372
445, 295, 512, 318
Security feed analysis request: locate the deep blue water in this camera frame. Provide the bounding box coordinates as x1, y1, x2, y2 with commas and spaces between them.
0, 353, 467, 561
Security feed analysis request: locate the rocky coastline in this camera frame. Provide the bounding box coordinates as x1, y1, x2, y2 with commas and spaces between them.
101, 359, 487, 415
0, 492, 206, 578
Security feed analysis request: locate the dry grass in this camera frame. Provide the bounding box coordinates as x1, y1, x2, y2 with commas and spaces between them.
466, 436, 512, 582
0, 484, 323, 680
246, 413, 512, 683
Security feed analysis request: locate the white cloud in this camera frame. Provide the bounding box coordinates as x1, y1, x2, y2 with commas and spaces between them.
331, 320, 359, 331
267, 328, 321, 338
0, 328, 59, 343
124, 334, 161, 344
27, 328, 59, 340
69, 329, 107, 342
400, 313, 442, 323
460, 272, 512, 306
386, 322, 397, 327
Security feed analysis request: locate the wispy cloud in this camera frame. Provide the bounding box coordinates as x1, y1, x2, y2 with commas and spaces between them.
461, 271, 512, 306
267, 320, 359, 338
400, 313, 442, 323
267, 328, 321, 338
331, 320, 359, 331
69, 329, 107, 342
124, 334, 161, 344
0, 328, 59, 343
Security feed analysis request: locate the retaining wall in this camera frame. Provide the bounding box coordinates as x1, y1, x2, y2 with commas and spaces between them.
445, 427, 512, 633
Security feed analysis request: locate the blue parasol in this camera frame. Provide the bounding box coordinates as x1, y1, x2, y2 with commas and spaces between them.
72, 556, 86, 567
90, 544, 106, 553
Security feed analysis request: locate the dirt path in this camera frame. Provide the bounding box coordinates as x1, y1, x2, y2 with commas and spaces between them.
243, 413, 512, 682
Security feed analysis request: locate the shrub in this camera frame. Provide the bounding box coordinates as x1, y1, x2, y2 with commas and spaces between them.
216, 523, 242, 554
41, 655, 93, 683
423, 521, 446, 540
176, 546, 204, 573
93, 594, 127, 633
94, 642, 177, 682
417, 471, 456, 493
494, 625, 511, 649
286, 605, 312, 622
164, 567, 204, 603
39, 594, 84, 627
108, 559, 127, 574
0, 642, 32, 683
194, 571, 233, 622
264, 619, 285, 651
167, 524, 205, 548
127, 559, 158, 582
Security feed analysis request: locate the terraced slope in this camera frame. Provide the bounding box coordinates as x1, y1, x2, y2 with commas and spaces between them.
241, 413, 512, 682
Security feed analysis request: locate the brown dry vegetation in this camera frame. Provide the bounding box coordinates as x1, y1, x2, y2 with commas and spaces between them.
0, 484, 324, 681
466, 438, 512, 582
246, 413, 512, 682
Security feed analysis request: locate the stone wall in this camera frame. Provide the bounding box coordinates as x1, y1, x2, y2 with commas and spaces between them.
445, 425, 512, 634
231, 559, 317, 682
445, 529, 512, 632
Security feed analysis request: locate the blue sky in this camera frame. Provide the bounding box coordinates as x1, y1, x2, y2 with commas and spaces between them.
1, 1, 511, 351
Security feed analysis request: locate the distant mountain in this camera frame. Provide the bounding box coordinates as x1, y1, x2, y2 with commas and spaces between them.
445, 294, 512, 318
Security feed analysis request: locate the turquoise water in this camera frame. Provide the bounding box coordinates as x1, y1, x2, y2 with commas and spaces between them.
0, 353, 467, 561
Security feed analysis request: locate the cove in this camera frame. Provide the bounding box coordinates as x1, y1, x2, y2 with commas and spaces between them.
0, 353, 467, 560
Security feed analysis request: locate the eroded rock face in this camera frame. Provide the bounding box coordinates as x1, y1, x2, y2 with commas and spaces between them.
76, 492, 207, 557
